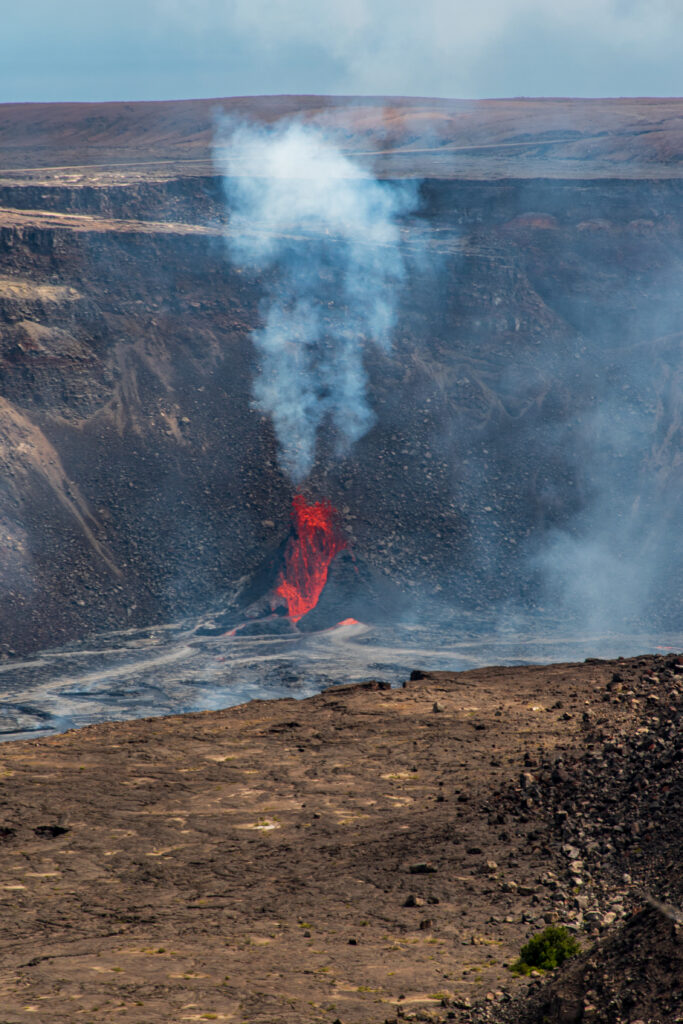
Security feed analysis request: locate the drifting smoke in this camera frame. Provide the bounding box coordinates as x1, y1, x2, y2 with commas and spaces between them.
214, 119, 417, 483
427, 208, 683, 637
531, 337, 682, 635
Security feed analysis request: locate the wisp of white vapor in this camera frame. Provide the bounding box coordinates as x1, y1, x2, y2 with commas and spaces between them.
215, 120, 417, 483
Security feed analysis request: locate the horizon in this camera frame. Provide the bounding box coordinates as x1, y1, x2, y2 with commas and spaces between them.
3, 93, 683, 106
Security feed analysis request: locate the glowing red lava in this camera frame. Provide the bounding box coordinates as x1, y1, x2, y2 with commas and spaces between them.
275, 495, 347, 622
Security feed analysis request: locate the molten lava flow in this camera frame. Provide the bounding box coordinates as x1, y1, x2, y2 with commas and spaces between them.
275, 495, 347, 622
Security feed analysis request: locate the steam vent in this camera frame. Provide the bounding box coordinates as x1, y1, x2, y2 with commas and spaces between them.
0, 97, 681, 1023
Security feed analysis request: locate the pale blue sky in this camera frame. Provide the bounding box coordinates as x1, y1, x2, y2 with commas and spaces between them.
2, 0, 682, 103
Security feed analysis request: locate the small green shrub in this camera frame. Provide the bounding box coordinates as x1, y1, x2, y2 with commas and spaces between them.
510, 925, 580, 976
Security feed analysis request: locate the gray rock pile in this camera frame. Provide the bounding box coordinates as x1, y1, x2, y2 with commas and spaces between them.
424, 653, 682, 1024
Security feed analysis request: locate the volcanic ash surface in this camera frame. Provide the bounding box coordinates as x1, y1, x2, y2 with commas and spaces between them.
0, 652, 679, 1023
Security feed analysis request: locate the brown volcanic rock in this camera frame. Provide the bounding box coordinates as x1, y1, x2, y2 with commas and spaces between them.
0, 653, 679, 1022
1, 96, 682, 178
516, 904, 683, 1024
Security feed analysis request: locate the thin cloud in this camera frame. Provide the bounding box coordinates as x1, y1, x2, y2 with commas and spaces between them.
2, 0, 682, 102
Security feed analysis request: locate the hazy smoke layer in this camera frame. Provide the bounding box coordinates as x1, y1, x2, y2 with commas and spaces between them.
215, 120, 417, 483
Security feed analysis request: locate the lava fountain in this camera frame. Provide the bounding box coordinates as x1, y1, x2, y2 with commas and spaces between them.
274, 495, 347, 622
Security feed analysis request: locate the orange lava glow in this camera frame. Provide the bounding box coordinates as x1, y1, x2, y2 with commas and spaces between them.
275, 495, 347, 622
336, 618, 360, 626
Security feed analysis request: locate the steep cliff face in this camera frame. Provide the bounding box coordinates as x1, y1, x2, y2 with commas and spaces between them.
0, 104, 681, 654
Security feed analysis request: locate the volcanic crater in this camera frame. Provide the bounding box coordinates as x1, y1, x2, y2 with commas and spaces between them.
0, 96, 681, 1023
0, 96, 681, 657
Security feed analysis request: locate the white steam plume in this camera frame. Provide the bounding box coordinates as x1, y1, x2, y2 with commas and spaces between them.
215, 120, 417, 483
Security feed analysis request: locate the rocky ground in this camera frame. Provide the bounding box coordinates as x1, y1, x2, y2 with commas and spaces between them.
0, 651, 679, 1023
